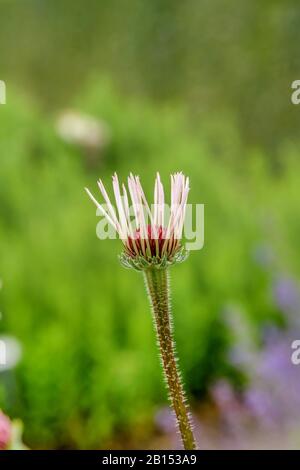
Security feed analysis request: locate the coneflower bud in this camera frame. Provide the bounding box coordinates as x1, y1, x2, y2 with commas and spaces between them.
85, 172, 189, 270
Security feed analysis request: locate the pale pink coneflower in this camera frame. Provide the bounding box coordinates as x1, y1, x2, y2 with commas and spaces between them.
85, 172, 189, 269
85, 173, 197, 450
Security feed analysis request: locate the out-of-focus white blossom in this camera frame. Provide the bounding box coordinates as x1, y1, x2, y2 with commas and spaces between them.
56, 110, 110, 152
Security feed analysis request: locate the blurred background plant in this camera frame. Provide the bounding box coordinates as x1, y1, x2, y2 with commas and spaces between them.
0, 410, 27, 450
0, 0, 299, 449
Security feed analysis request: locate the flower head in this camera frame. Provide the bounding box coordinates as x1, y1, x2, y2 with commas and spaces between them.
0, 411, 12, 450
85, 172, 190, 270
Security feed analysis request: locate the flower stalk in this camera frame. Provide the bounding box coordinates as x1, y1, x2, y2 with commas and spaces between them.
85, 172, 198, 449
144, 267, 196, 450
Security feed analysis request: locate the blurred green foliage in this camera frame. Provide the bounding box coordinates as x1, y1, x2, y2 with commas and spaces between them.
0, 0, 300, 450
0, 0, 300, 152
0, 81, 296, 448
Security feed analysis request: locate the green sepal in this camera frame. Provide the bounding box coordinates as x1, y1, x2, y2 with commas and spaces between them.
118, 246, 189, 271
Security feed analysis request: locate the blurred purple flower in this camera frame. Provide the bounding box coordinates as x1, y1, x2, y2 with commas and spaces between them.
155, 407, 176, 434
210, 380, 251, 447
261, 324, 282, 346
228, 346, 255, 368
272, 277, 300, 314
211, 381, 243, 424
203, 269, 300, 448
211, 380, 236, 410
244, 388, 280, 427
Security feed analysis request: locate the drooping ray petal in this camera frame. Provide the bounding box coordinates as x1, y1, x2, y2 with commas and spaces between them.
85, 187, 118, 231
97, 179, 120, 232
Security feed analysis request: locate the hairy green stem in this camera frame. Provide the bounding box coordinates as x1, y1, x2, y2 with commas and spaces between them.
143, 268, 197, 450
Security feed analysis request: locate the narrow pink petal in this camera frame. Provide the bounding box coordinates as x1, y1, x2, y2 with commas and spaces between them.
97, 179, 120, 230
85, 187, 118, 231
112, 173, 129, 240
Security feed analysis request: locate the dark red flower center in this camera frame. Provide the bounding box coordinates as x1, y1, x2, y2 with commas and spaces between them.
125, 225, 177, 259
